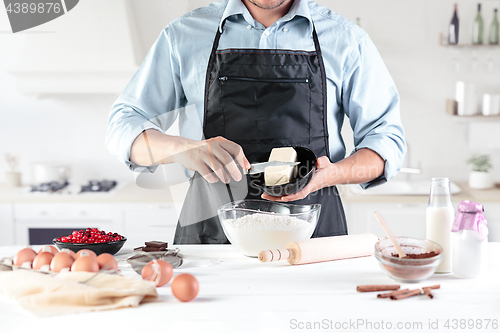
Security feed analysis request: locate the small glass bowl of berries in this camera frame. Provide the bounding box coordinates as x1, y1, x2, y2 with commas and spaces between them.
53, 228, 127, 255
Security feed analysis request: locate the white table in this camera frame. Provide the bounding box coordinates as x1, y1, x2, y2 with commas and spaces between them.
1, 244, 499, 333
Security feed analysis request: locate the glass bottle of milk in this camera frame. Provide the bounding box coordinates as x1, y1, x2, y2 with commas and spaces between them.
426, 178, 454, 273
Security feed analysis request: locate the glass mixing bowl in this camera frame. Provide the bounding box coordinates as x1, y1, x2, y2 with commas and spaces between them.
218, 200, 321, 257
375, 237, 443, 283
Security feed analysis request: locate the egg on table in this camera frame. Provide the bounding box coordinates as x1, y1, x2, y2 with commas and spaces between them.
13, 247, 37, 266
171, 273, 199, 302
60, 248, 76, 259
33, 250, 54, 270
37, 245, 59, 255
96, 253, 118, 270
50, 252, 74, 272
141, 259, 173, 287
75, 249, 97, 259
71, 254, 99, 272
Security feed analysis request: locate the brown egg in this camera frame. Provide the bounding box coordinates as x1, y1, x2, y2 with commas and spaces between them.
50, 252, 74, 272
60, 248, 76, 259
71, 256, 99, 272
171, 274, 199, 302
96, 253, 118, 271
75, 249, 97, 259
37, 245, 58, 255
13, 248, 37, 266
33, 252, 54, 270
141, 260, 173, 287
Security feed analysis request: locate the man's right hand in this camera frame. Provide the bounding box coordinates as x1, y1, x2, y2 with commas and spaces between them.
172, 136, 250, 184
130, 130, 250, 184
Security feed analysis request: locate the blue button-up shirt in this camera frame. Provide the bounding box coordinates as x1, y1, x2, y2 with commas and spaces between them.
107, 0, 406, 187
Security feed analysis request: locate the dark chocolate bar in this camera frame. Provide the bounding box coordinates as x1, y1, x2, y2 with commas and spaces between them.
145, 241, 168, 248
142, 246, 167, 252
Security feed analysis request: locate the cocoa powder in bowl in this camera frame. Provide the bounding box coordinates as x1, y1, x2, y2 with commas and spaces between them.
392, 252, 439, 259
375, 237, 443, 283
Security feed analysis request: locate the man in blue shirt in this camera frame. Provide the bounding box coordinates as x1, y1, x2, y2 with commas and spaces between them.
107, 0, 406, 244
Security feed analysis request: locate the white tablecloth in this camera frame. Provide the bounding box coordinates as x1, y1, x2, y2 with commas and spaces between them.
0, 244, 499, 333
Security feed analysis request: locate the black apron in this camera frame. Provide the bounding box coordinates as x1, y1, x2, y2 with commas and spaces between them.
173, 20, 347, 244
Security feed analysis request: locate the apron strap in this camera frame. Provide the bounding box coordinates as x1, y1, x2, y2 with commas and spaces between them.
311, 27, 330, 160
203, 27, 223, 127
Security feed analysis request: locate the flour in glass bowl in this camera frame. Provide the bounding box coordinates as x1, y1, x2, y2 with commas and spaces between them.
221, 213, 314, 257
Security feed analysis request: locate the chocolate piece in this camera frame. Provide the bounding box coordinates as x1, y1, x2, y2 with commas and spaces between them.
145, 241, 168, 248
134, 241, 169, 253
142, 246, 167, 252
134, 246, 168, 253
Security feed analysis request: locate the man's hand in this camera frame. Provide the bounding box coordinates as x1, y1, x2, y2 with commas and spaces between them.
262, 156, 333, 202
130, 130, 250, 184
261, 148, 385, 202
173, 136, 250, 184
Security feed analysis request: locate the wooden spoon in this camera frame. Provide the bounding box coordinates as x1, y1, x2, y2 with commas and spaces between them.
373, 211, 406, 258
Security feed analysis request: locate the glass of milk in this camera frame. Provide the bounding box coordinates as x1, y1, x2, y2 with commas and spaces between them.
426, 178, 455, 274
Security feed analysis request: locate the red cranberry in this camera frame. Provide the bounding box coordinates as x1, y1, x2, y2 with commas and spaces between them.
60, 228, 122, 244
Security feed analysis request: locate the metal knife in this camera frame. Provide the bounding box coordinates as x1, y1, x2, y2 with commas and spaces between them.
244, 161, 300, 175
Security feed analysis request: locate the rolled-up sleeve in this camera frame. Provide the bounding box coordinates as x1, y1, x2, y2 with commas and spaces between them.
106, 28, 185, 172
342, 34, 406, 188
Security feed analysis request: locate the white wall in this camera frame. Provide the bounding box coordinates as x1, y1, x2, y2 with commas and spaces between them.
0, 0, 499, 186
323, 0, 500, 183
0, 1, 188, 185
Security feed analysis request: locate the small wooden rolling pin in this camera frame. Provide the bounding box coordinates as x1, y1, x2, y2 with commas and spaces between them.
258, 233, 379, 265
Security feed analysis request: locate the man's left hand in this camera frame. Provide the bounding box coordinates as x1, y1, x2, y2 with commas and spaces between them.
261, 156, 333, 202
261, 148, 385, 202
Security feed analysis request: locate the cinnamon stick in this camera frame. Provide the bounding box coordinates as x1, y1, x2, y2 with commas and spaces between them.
390, 289, 421, 300
423, 284, 440, 290
377, 289, 410, 298
357, 285, 400, 292
422, 287, 434, 299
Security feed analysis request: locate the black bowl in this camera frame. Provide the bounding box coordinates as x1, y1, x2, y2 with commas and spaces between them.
250, 146, 317, 197
53, 237, 127, 256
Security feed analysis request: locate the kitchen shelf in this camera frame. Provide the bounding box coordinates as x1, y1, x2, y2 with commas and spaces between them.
439, 34, 500, 49
440, 42, 500, 49
450, 115, 500, 122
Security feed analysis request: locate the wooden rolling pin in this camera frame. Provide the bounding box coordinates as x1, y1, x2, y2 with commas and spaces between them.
258, 233, 379, 265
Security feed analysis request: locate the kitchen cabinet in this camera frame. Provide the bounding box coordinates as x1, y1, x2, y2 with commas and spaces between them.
120, 203, 178, 247
2, 183, 498, 246
1, 0, 139, 94
342, 189, 500, 242
484, 203, 500, 242
0, 204, 14, 246
8, 202, 179, 247
343, 202, 427, 239
12, 203, 119, 245
0, 184, 182, 246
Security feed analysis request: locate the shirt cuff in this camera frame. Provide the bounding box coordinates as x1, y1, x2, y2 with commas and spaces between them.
353, 134, 405, 189
125, 124, 163, 173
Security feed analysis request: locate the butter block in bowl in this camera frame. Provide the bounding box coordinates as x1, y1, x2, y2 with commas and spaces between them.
251, 146, 316, 197
265, 147, 298, 186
